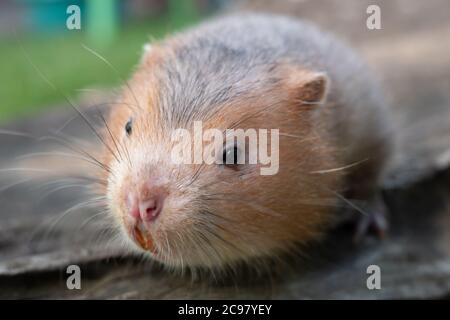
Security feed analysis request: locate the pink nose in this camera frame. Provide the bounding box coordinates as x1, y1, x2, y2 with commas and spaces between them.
127, 190, 165, 222
139, 197, 162, 221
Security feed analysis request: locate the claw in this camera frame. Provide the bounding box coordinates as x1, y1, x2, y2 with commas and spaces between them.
353, 195, 388, 243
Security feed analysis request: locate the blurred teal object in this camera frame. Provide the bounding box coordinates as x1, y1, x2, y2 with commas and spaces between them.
20, 0, 85, 33
87, 0, 119, 47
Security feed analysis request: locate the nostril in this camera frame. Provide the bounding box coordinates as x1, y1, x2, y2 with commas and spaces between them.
139, 197, 162, 222
146, 204, 157, 215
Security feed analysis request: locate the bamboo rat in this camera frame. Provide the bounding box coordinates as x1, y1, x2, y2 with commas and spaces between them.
100, 14, 393, 270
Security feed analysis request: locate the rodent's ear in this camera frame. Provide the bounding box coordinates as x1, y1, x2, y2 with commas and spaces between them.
287, 71, 329, 105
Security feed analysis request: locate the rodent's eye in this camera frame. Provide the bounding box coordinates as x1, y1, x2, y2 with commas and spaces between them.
125, 118, 132, 136
222, 145, 240, 168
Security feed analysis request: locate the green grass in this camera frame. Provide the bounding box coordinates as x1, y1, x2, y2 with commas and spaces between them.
0, 15, 199, 123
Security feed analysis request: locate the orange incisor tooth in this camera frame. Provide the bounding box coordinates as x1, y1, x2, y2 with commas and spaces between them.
134, 225, 154, 252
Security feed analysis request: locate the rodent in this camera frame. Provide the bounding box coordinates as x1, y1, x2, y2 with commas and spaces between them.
99, 14, 394, 271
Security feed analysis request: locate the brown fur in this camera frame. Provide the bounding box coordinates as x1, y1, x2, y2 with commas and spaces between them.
99, 14, 392, 270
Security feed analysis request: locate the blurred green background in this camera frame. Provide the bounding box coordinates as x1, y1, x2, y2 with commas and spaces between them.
0, 0, 223, 122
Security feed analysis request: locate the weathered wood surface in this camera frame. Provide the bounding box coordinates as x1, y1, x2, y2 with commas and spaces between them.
1, 0, 450, 299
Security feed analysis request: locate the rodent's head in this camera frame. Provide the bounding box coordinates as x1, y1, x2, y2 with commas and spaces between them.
101, 42, 341, 270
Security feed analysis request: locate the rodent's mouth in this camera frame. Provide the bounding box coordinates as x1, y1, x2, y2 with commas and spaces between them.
129, 222, 157, 253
